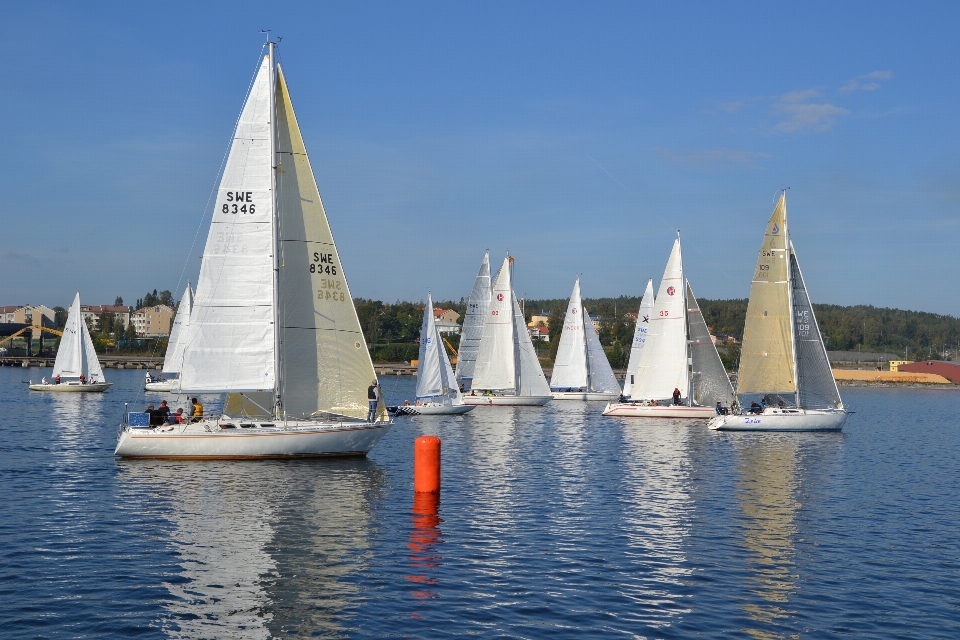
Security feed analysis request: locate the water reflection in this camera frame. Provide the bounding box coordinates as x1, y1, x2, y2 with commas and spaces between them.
733, 436, 800, 639
619, 419, 694, 627
118, 458, 385, 638
407, 492, 443, 601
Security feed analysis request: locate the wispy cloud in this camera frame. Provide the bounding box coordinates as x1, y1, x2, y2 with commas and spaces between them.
839, 70, 893, 94
772, 89, 849, 133
654, 147, 772, 170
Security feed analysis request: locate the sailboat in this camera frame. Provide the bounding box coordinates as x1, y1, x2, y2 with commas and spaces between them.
709, 193, 847, 431
463, 256, 553, 406
603, 234, 735, 418
30, 292, 112, 392
455, 251, 491, 390
144, 283, 193, 392
116, 41, 391, 457
550, 278, 621, 400
391, 293, 474, 415
622, 278, 655, 398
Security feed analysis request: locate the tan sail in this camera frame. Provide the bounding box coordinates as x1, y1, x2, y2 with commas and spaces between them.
270, 65, 382, 420
737, 193, 796, 395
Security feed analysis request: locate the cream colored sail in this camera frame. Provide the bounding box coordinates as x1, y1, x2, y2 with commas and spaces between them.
473, 256, 518, 391
550, 278, 588, 389
737, 193, 796, 395
273, 65, 380, 420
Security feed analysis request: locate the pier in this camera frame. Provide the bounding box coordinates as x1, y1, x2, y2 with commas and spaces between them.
0, 356, 164, 369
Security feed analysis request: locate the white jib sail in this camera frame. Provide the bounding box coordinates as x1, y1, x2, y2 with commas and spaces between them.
416, 294, 444, 399
623, 278, 655, 398
473, 256, 518, 391
583, 309, 620, 394
455, 252, 491, 385
161, 283, 193, 377
81, 317, 105, 383
513, 290, 552, 397
550, 278, 588, 389
180, 55, 277, 394
631, 236, 689, 401
53, 293, 83, 379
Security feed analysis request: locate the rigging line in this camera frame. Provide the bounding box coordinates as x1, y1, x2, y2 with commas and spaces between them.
586, 153, 633, 196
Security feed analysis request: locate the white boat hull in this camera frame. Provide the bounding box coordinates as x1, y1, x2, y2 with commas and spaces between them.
29, 382, 112, 393
602, 402, 716, 418
463, 395, 553, 406
115, 418, 392, 459
552, 391, 620, 401
708, 408, 848, 431
144, 380, 179, 392
390, 403, 475, 416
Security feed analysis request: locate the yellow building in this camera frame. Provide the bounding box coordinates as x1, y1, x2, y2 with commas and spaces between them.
131, 305, 174, 337
889, 360, 913, 372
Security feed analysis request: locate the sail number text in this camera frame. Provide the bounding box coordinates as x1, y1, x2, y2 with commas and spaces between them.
310, 252, 338, 275
317, 278, 346, 302
222, 191, 256, 214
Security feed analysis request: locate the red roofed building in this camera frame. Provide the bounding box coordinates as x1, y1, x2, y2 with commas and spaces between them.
896, 360, 960, 383
433, 308, 460, 323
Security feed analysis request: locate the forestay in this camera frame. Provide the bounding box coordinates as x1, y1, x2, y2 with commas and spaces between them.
790, 244, 843, 409
631, 237, 689, 400
686, 282, 734, 407
455, 252, 491, 385
161, 284, 193, 377
180, 56, 277, 393
623, 278, 654, 398
550, 279, 588, 389
737, 193, 796, 395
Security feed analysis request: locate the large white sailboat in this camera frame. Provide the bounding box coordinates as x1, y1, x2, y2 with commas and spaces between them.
30, 292, 112, 392
116, 42, 391, 457
464, 256, 553, 406
603, 235, 735, 418
550, 278, 621, 400
391, 293, 474, 415
455, 251, 492, 391
144, 283, 193, 392
621, 278, 655, 398
710, 193, 847, 431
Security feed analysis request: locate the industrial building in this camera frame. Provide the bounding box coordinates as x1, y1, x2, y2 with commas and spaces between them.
896, 361, 960, 383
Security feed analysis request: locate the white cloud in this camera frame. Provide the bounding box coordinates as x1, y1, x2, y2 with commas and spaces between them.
839, 70, 893, 93
772, 89, 849, 132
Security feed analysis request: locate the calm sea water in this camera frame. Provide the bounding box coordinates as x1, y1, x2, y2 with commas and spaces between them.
2, 367, 960, 638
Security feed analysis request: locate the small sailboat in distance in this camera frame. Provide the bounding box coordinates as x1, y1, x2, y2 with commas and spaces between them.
603, 234, 735, 418
391, 293, 474, 416
144, 283, 193, 392
30, 292, 112, 392
710, 192, 847, 431
550, 278, 621, 400
115, 40, 391, 457
622, 278, 655, 398
464, 256, 553, 406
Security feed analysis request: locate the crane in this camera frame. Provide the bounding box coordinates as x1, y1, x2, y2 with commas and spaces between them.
0, 325, 64, 347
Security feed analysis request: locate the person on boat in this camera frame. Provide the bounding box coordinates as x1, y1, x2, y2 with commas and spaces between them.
156, 400, 170, 424
749, 401, 762, 415
672, 388, 681, 405
54, 374, 60, 384
189, 398, 204, 423
166, 407, 184, 425
367, 380, 380, 422
42, 376, 48, 385
470, 389, 476, 396
79, 373, 86, 384
146, 403, 163, 426
403, 400, 410, 406
650, 399, 658, 406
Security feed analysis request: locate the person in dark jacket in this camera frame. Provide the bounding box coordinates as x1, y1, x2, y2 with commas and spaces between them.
367, 380, 380, 422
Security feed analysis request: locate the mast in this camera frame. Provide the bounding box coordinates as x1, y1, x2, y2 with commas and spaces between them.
267, 40, 283, 418
783, 191, 800, 408
678, 231, 692, 406
510, 255, 521, 394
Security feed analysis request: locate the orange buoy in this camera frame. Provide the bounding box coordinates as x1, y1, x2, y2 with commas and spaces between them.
414, 435, 441, 493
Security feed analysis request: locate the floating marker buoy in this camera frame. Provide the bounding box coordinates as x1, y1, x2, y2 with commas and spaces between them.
414, 435, 441, 493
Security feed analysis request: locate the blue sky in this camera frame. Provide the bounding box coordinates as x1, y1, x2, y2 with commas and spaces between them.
2, 1, 958, 315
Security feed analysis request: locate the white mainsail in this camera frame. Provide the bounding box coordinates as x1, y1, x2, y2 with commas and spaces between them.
179, 52, 380, 420
630, 236, 689, 401
52, 292, 105, 382
737, 193, 795, 396
180, 55, 277, 394
161, 283, 193, 378
473, 257, 517, 391
550, 279, 588, 389
416, 293, 462, 405
623, 278, 654, 398
455, 252, 491, 386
